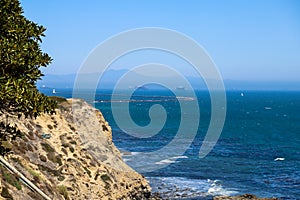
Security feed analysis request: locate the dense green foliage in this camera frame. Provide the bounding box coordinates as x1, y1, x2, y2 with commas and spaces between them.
0, 0, 57, 154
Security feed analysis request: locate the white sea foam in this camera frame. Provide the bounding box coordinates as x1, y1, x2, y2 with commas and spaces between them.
274, 157, 285, 161
171, 155, 188, 159
120, 151, 140, 157
130, 151, 140, 155
155, 159, 177, 165
148, 177, 238, 198
207, 179, 237, 196
155, 155, 188, 165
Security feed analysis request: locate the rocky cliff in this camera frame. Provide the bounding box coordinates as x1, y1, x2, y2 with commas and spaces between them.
0, 98, 152, 199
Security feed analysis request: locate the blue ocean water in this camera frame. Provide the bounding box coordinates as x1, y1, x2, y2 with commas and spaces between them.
42, 88, 300, 199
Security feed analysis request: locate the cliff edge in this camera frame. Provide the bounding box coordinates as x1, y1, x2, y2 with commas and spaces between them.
0, 98, 152, 199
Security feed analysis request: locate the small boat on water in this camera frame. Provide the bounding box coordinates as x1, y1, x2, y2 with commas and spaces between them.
52, 89, 56, 94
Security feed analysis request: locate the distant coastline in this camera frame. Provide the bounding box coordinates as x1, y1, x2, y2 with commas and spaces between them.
37, 72, 300, 91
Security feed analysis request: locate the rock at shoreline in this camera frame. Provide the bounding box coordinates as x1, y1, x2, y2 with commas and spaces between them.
214, 194, 278, 200
0, 98, 152, 199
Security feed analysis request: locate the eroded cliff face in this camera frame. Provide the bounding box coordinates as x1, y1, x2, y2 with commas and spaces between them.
0, 98, 151, 200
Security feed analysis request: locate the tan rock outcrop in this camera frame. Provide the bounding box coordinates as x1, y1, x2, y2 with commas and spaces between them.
0, 98, 152, 199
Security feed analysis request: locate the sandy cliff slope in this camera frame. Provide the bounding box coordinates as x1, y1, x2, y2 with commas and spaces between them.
0, 98, 152, 200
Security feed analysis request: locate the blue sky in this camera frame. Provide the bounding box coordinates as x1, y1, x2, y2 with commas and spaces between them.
20, 0, 300, 81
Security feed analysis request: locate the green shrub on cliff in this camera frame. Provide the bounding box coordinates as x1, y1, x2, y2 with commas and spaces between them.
57, 185, 69, 200
0, 0, 57, 155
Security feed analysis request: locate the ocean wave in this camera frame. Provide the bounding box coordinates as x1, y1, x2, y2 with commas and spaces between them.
171, 155, 188, 159
155, 155, 188, 165
131, 151, 140, 155
121, 151, 140, 156
207, 179, 238, 196
148, 177, 238, 199
274, 157, 285, 161
123, 158, 131, 162
155, 159, 177, 165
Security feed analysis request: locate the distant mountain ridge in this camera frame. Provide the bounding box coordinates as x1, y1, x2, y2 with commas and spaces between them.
38, 70, 300, 91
